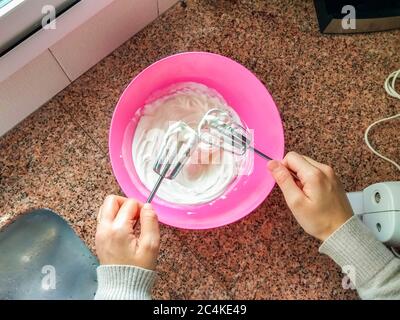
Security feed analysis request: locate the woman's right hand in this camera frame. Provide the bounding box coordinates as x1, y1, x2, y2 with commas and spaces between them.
267, 152, 354, 241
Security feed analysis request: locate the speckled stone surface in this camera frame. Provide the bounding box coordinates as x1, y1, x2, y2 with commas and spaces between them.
1, 0, 399, 299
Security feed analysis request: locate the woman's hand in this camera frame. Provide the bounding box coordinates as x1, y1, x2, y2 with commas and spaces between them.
267, 152, 353, 241
95, 195, 160, 270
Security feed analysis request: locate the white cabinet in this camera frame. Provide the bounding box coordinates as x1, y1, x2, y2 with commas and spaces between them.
50, 0, 158, 81
0, 50, 70, 136
0, 0, 160, 136
158, 0, 179, 15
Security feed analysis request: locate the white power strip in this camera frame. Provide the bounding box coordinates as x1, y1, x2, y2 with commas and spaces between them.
347, 182, 400, 246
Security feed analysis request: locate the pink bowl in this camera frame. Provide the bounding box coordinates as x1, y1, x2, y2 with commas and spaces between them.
109, 52, 284, 229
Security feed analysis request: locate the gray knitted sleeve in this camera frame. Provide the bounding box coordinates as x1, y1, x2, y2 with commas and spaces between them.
94, 265, 156, 300
319, 215, 400, 299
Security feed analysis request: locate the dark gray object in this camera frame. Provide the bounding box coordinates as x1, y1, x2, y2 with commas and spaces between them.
0, 209, 98, 300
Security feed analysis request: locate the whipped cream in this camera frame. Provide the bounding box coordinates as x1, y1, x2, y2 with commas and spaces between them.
132, 82, 244, 205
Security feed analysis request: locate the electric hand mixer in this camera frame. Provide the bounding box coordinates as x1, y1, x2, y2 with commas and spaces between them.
146, 121, 198, 203
198, 108, 299, 180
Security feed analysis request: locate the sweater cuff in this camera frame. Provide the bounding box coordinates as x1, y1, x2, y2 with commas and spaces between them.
319, 215, 394, 287
94, 265, 156, 300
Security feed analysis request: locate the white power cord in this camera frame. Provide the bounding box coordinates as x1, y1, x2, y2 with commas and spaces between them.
364, 114, 400, 171
385, 69, 400, 99
364, 69, 400, 257
364, 69, 400, 172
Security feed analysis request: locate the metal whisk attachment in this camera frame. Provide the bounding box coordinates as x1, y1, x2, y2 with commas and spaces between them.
197, 108, 251, 156
198, 108, 299, 180
146, 121, 198, 203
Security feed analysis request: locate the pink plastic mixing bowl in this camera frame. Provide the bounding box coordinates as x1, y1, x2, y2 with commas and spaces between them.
109, 52, 284, 229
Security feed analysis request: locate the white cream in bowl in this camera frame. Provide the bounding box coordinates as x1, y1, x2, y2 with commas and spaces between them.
132, 82, 244, 205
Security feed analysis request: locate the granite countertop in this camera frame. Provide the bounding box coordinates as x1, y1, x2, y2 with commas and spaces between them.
0, 0, 399, 299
